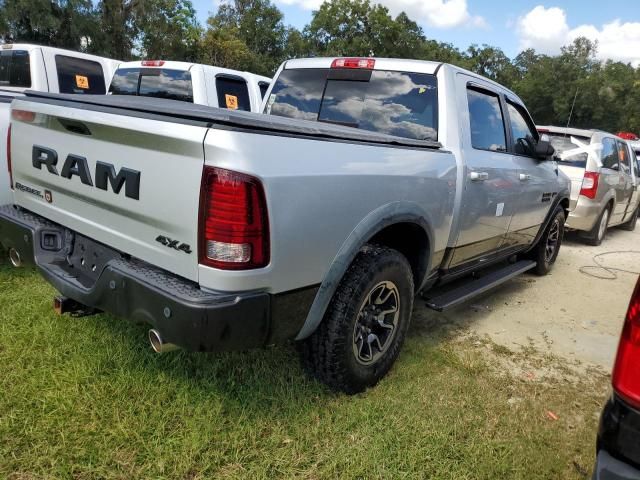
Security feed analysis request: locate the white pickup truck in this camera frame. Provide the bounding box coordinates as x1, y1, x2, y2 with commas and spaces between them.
0, 44, 121, 205
108, 60, 271, 112
0, 57, 570, 393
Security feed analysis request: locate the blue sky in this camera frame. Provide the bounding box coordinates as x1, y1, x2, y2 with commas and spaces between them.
190, 1, 640, 64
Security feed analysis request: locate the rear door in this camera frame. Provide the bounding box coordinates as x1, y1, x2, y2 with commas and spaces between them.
9, 97, 208, 281
449, 79, 520, 267
503, 99, 561, 247
616, 139, 636, 222
601, 137, 627, 224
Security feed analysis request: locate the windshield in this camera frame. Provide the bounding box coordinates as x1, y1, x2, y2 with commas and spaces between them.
109, 68, 193, 103
0, 50, 31, 88
547, 133, 590, 168
266, 68, 438, 141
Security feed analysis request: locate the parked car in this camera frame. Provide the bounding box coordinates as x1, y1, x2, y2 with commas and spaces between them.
0, 57, 570, 393
538, 126, 639, 244
108, 60, 270, 112
594, 275, 640, 479
0, 44, 121, 206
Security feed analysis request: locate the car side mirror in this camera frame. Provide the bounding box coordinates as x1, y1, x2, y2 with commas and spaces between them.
535, 140, 555, 160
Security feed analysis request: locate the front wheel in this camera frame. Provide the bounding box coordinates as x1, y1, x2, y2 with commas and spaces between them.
300, 245, 414, 394
530, 206, 565, 276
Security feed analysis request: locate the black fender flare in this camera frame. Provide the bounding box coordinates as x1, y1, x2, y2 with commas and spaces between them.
295, 201, 434, 340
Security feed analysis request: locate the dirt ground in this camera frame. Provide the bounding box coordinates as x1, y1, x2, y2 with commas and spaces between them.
414, 224, 640, 374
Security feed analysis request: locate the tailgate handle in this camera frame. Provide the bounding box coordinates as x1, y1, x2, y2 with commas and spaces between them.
58, 118, 92, 136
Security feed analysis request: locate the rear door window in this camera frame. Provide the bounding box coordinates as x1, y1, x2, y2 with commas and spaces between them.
467, 87, 507, 152
109, 68, 193, 102
216, 76, 251, 111
547, 134, 589, 168
616, 140, 631, 174
0, 50, 31, 87
267, 68, 438, 141
601, 138, 619, 170
55, 55, 106, 94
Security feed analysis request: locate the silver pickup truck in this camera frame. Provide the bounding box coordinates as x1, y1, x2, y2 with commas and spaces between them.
0, 57, 570, 393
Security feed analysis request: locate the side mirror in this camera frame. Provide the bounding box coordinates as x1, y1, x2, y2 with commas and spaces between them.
535, 140, 555, 160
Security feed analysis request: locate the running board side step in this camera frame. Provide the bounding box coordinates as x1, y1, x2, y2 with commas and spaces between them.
423, 260, 536, 312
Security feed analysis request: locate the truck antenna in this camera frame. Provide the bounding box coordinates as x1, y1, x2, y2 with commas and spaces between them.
566, 87, 579, 128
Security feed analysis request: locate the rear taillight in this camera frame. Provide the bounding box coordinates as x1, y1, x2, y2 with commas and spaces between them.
199, 167, 269, 270
331, 58, 375, 69
612, 276, 640, 409
6, 124, 12, 189
141, 60, 165, 67
580, 171, 599, 199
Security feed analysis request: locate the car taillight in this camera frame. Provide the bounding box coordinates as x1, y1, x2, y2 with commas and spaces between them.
612, 276, 640, 409
199, 167, 269, 270
331, 58, 375, 69
141, 60, 165, 67
580, 171, 599, 199
6, 124, 12, 189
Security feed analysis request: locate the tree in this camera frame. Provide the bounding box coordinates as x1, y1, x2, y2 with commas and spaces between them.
137, 0, 201, 61
304, 0, 425, 58
203, 0, 289, 75
0, 0, 99, 50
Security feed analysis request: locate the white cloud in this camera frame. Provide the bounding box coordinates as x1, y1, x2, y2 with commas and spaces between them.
517, 5, 640, 65
276, 0, 486, 29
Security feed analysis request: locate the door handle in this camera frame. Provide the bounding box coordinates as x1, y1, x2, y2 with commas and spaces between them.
469, 171, 489, 182
519, 173, 531, 181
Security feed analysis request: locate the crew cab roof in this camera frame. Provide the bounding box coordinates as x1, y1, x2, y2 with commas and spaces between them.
1, 43, 120, 64
116, 60, 271, 83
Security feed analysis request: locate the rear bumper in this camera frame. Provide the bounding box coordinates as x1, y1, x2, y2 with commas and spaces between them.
567, 198, 602, 231
592, 450, 640, 480
594, 394, 640, 479
0, 205, 315, 352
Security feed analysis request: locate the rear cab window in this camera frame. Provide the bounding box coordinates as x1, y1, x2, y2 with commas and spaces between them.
55, 55, 106, 94
0, 50, 31, 88
215, 76, 251, 111
546, 134, 590, 168
266, 67, 438, 141
109, 68, 194, 103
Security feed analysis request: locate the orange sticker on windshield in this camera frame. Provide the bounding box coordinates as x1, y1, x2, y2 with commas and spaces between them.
75, 75, 89, 89
225, 94, 238, 110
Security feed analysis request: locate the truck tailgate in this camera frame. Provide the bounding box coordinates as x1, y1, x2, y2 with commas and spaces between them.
9, 98, 208, 281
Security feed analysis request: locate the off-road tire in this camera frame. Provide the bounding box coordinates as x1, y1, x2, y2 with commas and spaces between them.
620, 206, 638, 232
530, 206, 565, 276
584, 206, 610, 246
300, 245, 414, 394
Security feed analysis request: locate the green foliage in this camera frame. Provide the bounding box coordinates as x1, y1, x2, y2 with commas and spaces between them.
0, 0, 638, 133
201, 0, 290, 75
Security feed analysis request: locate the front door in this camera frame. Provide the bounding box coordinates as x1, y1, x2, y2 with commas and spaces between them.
449, 77, 521, 268
503, 99, 561, 247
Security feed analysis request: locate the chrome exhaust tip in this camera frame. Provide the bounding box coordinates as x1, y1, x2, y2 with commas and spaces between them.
9, 248, 22, 267
148, 329, 179, 353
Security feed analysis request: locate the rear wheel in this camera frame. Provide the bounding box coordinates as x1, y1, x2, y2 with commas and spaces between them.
584, 206, 610, 246
620, 206, 638, 232
530, 206, 565, 276
300, 245, 414, 394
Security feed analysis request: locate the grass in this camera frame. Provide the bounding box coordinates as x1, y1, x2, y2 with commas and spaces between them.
0, 254, 609, 479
